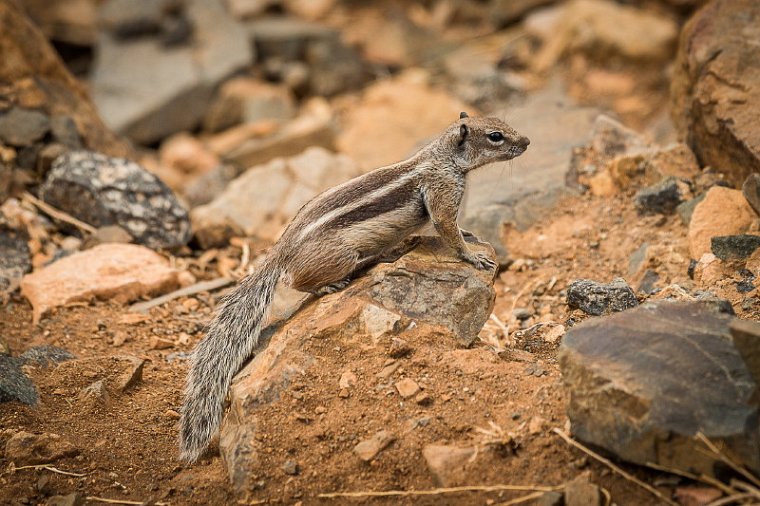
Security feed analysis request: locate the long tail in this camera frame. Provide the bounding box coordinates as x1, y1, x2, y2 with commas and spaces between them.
179, 257, 281, 462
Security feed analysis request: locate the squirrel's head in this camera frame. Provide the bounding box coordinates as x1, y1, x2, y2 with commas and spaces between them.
446, 112, 530, 172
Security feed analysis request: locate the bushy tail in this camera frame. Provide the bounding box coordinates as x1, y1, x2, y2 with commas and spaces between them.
179, 259, 281, 462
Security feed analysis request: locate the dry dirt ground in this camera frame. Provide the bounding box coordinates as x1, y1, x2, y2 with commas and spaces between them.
0, 186, 752, 505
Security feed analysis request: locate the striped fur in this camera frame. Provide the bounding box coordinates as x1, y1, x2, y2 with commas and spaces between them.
179, 115, 529, 462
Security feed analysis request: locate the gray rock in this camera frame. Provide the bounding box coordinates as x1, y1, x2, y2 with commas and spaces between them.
711, 235, 760, 261
742, 174, 760, 218
0, 227, 31, 294
40, 150, 191, 250
566, 278, 638, 316
560, 301, 760, 476
99, 0, 175, 39
19, 346, 75, 366
92, 0, 252, 144
634, 176, 689, 215
49, 116, 82, 150
564, 473, 601, 506
729, 318, 760, 384
537, 490, 564, 506
0, 355, 37, 405
676, 193, 705, 226
46, 493, 84, 506
461, 83, 599, 263
0, 108, 50, 147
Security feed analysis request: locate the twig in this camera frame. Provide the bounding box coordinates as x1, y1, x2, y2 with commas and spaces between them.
86, 497, 168, 505
494, 491, 547, 505
644, 461, 734, 496
318, 483, 562, 499
706, 492, 754, 506
696, 432, 760, 489
732, 480, 760, 498
22, 191, 96, 235
129, 277, 234, 313
552, 428, 678, 506
9, 463, 86, 477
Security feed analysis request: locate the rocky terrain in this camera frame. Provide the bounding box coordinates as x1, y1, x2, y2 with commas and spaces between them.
1, 0, 760, 505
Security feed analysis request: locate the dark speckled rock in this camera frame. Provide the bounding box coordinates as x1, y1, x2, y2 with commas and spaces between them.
566, 278, 638, 316
39, 150, 191, 250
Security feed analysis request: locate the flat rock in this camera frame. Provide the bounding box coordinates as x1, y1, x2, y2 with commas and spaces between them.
204, 77, 296, 133
92, 0, 252, 144
353, 430, 396, 461
0, 227, 31, 294
422, 444, 477, 487
688, 187, 755, 260
5, 431, 79, 466
19, 345, 75, 366
462, 83, 600, 263
40, 150, 191, 250
45, 493, 84, 506
394, 378, 420, 399
219, 236, 497, 493
564, 473, 601, 506
711, 235, 760, 261
20, 243, 179, 323
559, 301, 760, 476
191, 146, 359, 247
0, 355, 37, 405
566, 278, 638, 316
671, 0, 760, 187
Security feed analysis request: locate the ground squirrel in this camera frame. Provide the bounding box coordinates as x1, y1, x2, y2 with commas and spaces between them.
179, 113, 529, 462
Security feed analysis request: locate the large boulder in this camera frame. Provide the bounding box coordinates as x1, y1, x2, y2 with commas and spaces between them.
219, 236, 497, 493
559, 301, 760, 477
0, 0, 129, 159
671, 0, 760, 186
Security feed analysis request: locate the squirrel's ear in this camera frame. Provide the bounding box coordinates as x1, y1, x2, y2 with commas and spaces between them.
458, 124, 469, 146
459, 111, 469, 119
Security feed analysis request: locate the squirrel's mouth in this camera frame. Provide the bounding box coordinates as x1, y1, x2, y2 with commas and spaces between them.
504, 145, 528, 159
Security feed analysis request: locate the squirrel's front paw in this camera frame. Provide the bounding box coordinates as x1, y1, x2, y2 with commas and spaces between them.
463, 251, 496, 271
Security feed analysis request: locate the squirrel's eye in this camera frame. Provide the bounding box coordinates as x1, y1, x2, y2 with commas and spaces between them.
488, 132, 504, 142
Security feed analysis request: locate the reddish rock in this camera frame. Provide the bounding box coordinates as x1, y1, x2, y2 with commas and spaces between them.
5, 431, 79, 466
671, 0, 760, 186
394, 378, 420, 399
422, 444, 477, 487
353, 430, 396, 461
687, 187, 755, 259
20, 243, 179, 323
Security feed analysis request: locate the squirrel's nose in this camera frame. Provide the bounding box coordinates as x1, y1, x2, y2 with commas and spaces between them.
518, 136, 530, 149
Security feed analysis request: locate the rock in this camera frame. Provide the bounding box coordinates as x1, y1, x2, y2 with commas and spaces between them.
415, 392, 433, 406
634, 177, 690, 215
742, 174, 760, 218
191, 146, 359, 247
49, 116, 82, 150
674, 486, 722, 506
219, 99, 336, 169
92, 0, 252, 144
489, 0, 556, 27
0, 227, 31, 294
671, 0, 760, 187
219, 237, 497, 492
159, 133, 220, 177
462, 83, 600, 263
566, 278, 638, 316
676, 193, 705, 227
422, 444, 477, 487
50, 355, 145, 394
537, 491, 564, 506
394, 378, 420, 399
281, 459, 299, 475
559, 301, 760, 476
46, 493, 85, 506
388, 338, 412, 358
5, 432, 79, 466
336, 70, 471, 171
77, 379, 110, 407
204, 78, 296, 133
688, 187, 756, 260
40, 150, 191, 249
0, 355, 37, 405
711, 235, 760, 261
729, 319, 760, 384
20, 243, 179, 323
353, 430, 396, 462
338, 371, 357, 390
532, 0, 677, 73
564, 473, 601, 506
0, 1, 129, 158
88, 225, 134, 247
19, 346, 75, 366
0, 108, 50, 147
